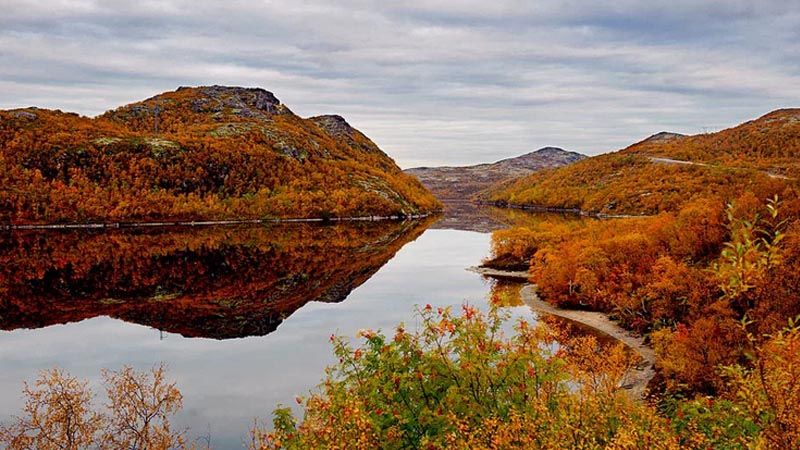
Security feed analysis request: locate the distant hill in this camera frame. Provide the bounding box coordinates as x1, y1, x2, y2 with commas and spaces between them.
0, 86, 439, 225
405, 147, 585, 201
487, 109, 800, 215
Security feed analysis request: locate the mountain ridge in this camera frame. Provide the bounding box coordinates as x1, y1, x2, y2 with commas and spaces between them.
0, 86, 440, 225
405, 147, 585, 201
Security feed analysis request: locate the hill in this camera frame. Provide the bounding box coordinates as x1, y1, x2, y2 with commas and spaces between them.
0, 86, 439, 225
487, 109, 800, 215
405, 147, 585, 201
484, 110, 800, 401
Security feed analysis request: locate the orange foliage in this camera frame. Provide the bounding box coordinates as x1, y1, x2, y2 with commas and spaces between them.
485, 110, 800, 394
512, 198, 727, 327
489, 194, 800, 394
629, 109, 800, 176
0, 364, 192, 450
652, 303, 747, 394
0, 219, 431, 339
488, 109, 800, 216
0, 87, 440, 225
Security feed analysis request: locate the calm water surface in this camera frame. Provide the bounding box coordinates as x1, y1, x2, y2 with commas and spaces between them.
0, 217, 533, 449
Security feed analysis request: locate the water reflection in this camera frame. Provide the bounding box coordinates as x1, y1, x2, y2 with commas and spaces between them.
0, 219, 433, 339
0, 207, 592, 448
1, 216, 532, 448
488, 279, 525, 307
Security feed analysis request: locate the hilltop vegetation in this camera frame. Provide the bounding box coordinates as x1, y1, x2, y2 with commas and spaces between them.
630, 110, 800, 175
487, 109, 800, 216
0, 86, 439, 224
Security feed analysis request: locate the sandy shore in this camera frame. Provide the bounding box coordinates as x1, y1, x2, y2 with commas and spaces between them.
470, 266, 655, 400
519, 285, 655, 400
467, 266, 529, 279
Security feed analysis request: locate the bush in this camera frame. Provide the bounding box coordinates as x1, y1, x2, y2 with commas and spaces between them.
250, 305, 680, 449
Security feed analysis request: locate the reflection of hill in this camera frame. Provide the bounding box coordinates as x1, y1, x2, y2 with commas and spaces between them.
0, 219, 433, 339
427, 202, 508, 233
431, 202, 582, 233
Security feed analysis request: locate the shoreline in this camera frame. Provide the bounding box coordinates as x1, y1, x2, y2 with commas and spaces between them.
467, 266, 529, 279
470, 266, 655, 400
519, 285, 655, 400
0, 212, 439, 231
475, 200, 651, 219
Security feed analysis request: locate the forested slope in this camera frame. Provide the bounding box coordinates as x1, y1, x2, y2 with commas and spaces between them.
486, 109, 800, 401
0, 86, 439, 224
487, 109, 800, 216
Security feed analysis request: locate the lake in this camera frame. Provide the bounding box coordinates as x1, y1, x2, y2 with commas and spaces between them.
0, 209, 538, 449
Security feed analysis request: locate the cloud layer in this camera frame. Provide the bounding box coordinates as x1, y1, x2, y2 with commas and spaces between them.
2, 0, 799, 166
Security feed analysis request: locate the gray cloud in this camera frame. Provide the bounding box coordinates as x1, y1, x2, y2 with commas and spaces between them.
1, 0, 799, 166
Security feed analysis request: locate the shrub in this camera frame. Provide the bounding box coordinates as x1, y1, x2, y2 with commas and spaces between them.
250, 305, 679, 449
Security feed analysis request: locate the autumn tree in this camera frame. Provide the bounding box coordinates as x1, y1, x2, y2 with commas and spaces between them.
0, 364, 191, 450
250, 305, 679, 450
0, 369, 101, 450
98, 365, 186, 450
726, 319, 800, 449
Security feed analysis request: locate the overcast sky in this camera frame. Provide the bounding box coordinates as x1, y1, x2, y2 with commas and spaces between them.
1, 1, 799, 167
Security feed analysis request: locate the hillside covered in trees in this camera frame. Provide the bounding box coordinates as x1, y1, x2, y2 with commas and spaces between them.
485, 109, 800, 420
487, 109, 800, 216
0, 86, 440, 225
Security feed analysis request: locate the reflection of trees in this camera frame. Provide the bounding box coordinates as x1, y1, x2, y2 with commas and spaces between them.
488, 280, 524, 307
0, 218, 433, 339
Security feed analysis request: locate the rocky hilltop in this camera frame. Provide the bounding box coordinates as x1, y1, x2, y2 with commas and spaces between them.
640, 131, 686, 143
0, 86, 439, 225
405, 147, 585, 201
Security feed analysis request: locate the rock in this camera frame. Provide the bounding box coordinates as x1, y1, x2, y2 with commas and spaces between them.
197, 85, 282, 117
11, 110, 38, 120
642, 131, 686, 143
273, 142, 307, 161
127, 104, 153, 117
310, 114, 385, 156
310, 115, 353, 137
